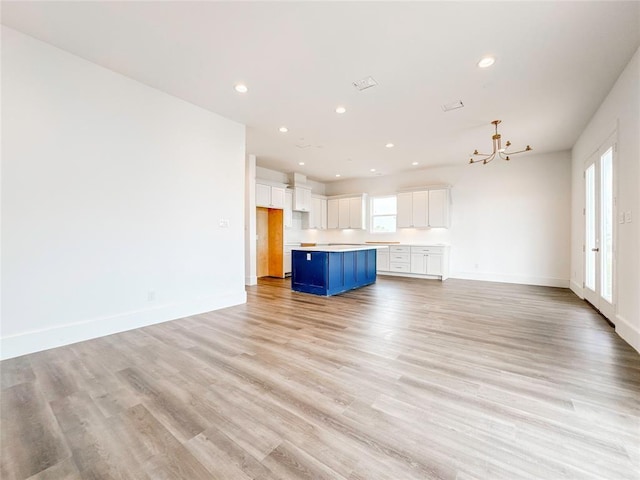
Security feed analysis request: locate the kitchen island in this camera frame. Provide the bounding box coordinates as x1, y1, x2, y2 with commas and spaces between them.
291, 245, 386, 296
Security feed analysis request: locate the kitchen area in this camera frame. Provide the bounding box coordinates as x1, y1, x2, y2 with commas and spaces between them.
254, 169, 451, 291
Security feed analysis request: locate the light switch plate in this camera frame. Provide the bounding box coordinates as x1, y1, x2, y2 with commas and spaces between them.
618, 212, 625, 224
624, 211, 632, 223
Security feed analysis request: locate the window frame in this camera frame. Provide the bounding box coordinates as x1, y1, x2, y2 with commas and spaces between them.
369, 195, 397, 234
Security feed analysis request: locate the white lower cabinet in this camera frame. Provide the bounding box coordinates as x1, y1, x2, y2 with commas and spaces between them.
410, 253, 443, 275
380, 245, 449, 280
376, 250, 390, 272
284, 245, 293, 276
389, 246, 411, 273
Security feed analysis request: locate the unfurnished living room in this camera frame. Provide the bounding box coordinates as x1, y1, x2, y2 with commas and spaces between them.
1, 1, 639, 479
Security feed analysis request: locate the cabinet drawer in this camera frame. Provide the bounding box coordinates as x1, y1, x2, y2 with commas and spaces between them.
390, 246, 410, 254
389, 263, 411, 273
390, 253, 410, 263
411, 246, 444, 254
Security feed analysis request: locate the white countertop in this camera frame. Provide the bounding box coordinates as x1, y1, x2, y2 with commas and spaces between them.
292, 245, 389, 252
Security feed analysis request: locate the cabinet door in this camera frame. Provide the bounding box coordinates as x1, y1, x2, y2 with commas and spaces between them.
428, 189, 449, 227
284, 190, 293, 228
303, 188, 312, 212
349, 196, 364, 229
308, 197, 320, 229
426, 254, 444, 275
412, 191, 429, 228
327, 199, 340, 229
256, 183, 271, 208
294, 187, 312, 212
284, 252, 292, 274
410, 253, 428, 274
320, 199, 327, 229
377, 251, 390, 272
270, 187, 285, 209
396, 192, 413, 228
338, 198, 350, 229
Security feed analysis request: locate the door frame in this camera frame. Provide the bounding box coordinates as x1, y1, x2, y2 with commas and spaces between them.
583, 130, 617, 322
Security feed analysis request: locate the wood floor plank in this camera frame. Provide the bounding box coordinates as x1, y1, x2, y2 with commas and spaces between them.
0, 382, 70, 480
1, 276, 639, 479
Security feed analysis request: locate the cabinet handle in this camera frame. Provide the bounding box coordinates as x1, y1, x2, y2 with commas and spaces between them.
591, 248, 599, 252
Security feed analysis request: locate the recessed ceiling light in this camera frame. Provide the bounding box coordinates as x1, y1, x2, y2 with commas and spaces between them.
279, 126, 288, 133
477, 56, 495, 68
298, 162, 305, 166
412, 161, 419, 166
234, 83, 248, 93
385, 143, 394, 148
335, 174, 341, 177
335, 106, 347, 114
370, 168, 376, 172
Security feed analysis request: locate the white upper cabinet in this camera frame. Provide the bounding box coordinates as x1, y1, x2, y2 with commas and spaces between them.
271, 187, 285, 209
329, 194, 366, 229
397, 188, 449, 228
256, 182, 285, 209
349, 196, 365, 229
284, 190, 293, 228
307, 196, 327, 230
338, 198, 350, 229
428, 189, 450, 228
327, 199, 339, 229
293, 186, 312, 212
256, 183, 271, 208
413, 191, 429, 227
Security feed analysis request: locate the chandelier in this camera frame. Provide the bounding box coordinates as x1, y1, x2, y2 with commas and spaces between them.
469, 120, 532, 165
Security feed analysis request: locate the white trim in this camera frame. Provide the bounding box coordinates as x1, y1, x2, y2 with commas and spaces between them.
397, 184, 452, 193
450, 271, 569, 288
245, 275, 258, 286
378, 271, 443, 281
0, 290, 247, 360
615, 314, 640, 354
570, 280, 584, 298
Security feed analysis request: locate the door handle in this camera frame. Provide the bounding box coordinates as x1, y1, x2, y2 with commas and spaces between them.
591, 248, 600, 252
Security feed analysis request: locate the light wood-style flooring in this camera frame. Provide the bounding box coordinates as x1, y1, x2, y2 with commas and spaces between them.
1, 276, 639, 479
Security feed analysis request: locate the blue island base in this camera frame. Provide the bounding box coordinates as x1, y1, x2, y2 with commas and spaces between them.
291, 249, 377, 296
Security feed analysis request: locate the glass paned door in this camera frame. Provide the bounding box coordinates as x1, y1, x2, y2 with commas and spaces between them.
600, 148, 613, 303
584, 134, 616, 322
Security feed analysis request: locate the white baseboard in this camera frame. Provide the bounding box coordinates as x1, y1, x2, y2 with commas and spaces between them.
615, 314, 640, 354
0, 290, 247, 361
450, 271, 569, 288
245, 275, 257, 286
569, 280, 584, 299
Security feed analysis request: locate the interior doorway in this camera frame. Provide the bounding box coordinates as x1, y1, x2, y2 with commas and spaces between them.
256, 207, 284, 278
583, 132, 616, 322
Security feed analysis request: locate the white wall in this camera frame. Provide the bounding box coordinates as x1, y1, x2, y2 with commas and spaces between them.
1, 27, 247, 359
571, 47, 640, 352
245, 155, 257, 286
303, 151, 572, 287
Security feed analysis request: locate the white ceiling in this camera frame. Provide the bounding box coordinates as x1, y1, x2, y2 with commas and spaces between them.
2, 1, 639, 182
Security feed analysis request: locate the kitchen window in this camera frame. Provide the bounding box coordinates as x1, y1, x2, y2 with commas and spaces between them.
370, 195, 397, 233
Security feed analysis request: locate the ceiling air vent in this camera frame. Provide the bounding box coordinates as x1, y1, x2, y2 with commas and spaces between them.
441, 100, 464, 112
352, 76, 378, 91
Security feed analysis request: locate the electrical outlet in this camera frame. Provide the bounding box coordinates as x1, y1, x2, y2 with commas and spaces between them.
218, 218, 230, 228
618, 212, 625, 224
147, 291, 156, 302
